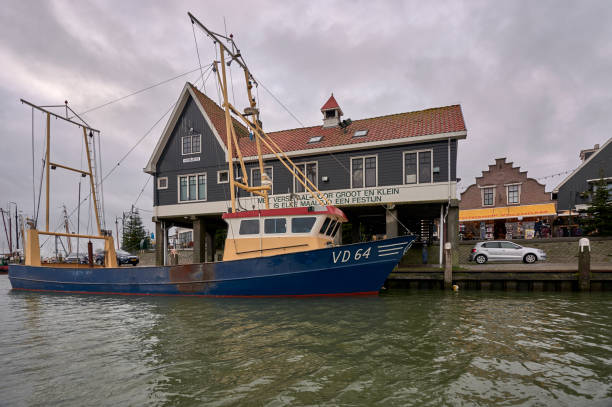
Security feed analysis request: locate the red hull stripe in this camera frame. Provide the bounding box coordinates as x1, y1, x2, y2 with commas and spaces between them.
222, 205, 347, 220
11, 287, 379, 298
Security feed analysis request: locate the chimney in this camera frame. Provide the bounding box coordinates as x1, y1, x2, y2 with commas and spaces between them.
579, 144, 600, 162
321, 93, 343, 128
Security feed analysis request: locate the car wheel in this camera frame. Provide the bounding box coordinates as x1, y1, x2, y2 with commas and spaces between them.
96, 259, 103, 265
475, 254, 487, 264
524, 254, 537, 264
132, 263, 137, 266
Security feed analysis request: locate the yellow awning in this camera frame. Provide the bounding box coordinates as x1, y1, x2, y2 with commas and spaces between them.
459, 203, 557, 222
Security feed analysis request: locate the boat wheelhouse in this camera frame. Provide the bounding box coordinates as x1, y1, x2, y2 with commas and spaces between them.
222, 206, 347, 260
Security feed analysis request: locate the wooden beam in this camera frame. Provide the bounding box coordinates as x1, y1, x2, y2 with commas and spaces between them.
49, 162, 90, 176
82, 127, 101, 235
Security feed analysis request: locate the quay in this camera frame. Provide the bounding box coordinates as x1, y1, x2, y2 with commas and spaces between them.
387, 263, 612, 291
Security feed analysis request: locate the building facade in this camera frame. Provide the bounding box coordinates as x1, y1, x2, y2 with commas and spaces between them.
553, 138, 612, 212
145, 83, 467, 264
459, 158, 556, 240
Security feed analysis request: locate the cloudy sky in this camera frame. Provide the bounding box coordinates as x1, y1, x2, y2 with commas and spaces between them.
1, 0, 611, 251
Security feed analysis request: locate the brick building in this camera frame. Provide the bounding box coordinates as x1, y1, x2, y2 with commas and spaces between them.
459, 158, 555, 240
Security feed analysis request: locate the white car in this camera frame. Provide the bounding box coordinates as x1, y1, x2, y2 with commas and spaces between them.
468, 241, 547, 264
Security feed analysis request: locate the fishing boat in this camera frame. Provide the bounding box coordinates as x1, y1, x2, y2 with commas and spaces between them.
8, 12, 416, 297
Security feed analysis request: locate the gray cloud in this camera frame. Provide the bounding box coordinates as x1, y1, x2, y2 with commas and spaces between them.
1, 0, 611, 252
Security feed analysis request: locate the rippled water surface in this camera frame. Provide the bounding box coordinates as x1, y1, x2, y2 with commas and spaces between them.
1, 275, 611, 406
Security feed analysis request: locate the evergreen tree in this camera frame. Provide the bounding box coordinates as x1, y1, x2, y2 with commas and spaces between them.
581, 175, 612, 236
122, 211, 147, 252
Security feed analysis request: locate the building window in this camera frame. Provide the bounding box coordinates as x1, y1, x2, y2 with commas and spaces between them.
353, 130, 368, 138
351, 156, 377, 188
294, 162, 318, 193
251, 166, 273, 195
482, 187, 494, 206
507, 184, 520, 204
325, 110, 335, 119
403, 150, 433, 184
217, 170, 229, 184
157, 177, 168, 190
307, 136, 322, 143
181, 134, 201, 155
178, 173, 206, 202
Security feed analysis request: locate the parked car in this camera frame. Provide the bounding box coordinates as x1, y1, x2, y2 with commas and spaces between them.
64, 253, 89, 264
468, 241, 546, 264
95, 249, 139, 266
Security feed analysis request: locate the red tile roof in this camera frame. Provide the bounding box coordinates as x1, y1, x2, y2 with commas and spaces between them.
189, 83, 466, 158
321, 94, 340, 111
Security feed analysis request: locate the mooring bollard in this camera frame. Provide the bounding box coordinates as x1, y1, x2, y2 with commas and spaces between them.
444, 242, 452, 289
578, 238, 590, 291
170, 249, 179, 266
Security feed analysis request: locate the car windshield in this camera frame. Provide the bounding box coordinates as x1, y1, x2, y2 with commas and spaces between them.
116, 250, 132, 256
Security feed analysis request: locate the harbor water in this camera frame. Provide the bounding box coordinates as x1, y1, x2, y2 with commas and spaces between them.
1, 275, 610, 406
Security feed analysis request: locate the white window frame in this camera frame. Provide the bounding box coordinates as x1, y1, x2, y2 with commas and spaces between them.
505, 183, 521, 205
251, 165, 273, 196
402, 149, 434, 185
217, 170, 229, 184
157, 176, 168, 190
350, 155, 378, 189
177, 172, 207, 203
293, 161, 318, 193
480, 186, 496, 207
181, 134, 201, 155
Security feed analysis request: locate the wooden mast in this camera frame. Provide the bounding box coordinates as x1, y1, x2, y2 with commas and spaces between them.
189, 12, 332, 212
83, 127, 101, 235
45, 113, 50, 232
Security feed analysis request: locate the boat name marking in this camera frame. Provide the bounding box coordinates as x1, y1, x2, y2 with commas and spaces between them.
332, 247, 371, 263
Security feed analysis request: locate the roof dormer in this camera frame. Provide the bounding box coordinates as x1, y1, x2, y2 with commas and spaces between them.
321, 93, 343, 128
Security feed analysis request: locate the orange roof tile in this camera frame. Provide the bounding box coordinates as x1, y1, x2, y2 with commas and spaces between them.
189, 83, 466, 158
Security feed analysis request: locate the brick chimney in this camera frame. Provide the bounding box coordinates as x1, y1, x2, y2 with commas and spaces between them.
321, 93, 343, 128
579, 144, 600, 162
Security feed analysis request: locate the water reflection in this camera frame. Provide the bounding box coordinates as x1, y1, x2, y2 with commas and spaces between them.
1, 277, 611, 406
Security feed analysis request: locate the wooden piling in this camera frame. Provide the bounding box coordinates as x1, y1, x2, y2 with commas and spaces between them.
444, 242, 452, 289
578, 238, 591, 291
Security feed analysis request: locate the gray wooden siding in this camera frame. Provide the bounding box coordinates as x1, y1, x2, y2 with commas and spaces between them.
556, 141, 612, 210
154, 100, 459, 206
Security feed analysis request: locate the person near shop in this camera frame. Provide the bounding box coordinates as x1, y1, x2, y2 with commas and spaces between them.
535, 218, 543, 238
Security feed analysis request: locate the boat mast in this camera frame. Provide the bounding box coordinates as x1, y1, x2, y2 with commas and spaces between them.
189, 12, 332, 212
21, 99, 103, 236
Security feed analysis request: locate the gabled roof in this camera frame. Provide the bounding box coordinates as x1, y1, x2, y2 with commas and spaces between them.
553, 137, 612, 193
145, 83, 468, 173
321, 94, 340, 111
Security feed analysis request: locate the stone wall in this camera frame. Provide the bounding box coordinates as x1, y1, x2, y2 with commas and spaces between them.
401, 237, 612, 265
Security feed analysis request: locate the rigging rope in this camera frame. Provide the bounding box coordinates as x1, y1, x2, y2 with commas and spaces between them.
191, 22, 206, 94
72, 67, 205, 117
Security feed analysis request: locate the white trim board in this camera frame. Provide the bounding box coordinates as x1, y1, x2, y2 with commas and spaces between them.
154, 182, 458, 218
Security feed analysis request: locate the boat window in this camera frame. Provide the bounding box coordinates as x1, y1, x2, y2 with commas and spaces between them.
319, 217, 332, 234
291, 217, 316, 233
324, 220, 337, 236
330, 221, 341, 237
264, 218, 286, 234
239, 219, 259, 235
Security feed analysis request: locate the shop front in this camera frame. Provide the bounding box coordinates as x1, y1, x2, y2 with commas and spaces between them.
459, 203, 556, 240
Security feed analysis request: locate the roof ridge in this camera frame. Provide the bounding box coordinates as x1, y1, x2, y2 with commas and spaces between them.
266, 104, 462, 135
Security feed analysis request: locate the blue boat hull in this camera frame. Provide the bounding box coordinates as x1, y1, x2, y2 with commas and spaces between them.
9, 236, 415, 297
